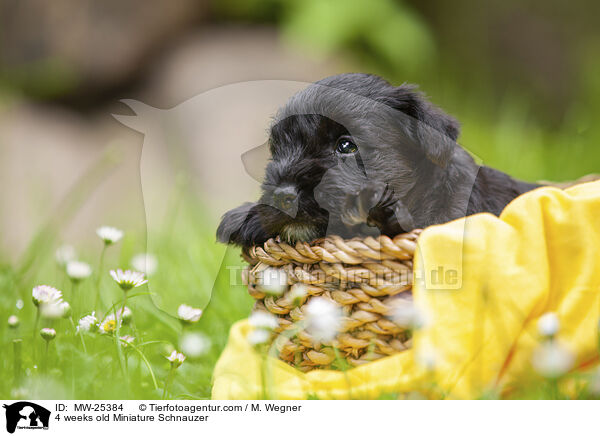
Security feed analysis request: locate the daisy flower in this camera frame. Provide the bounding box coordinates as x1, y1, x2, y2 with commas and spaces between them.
8, 315, 19, 328
304, 297, 342, 343
166, 350, 186, 368
416, 343, 439, 371
41, 300, 71, 319
247, 329, 271, 346
66, 260, 92, 281
77, 313, 98, 333
288, 283, 308, 306
32, 285, 63, 307
390, 297, 427, 330
99, 314, 120, 334
40, 328, 56, 341
177, 304, 203, 323
537, 312, 560, 338
180, 332, 211, 358
120, 335, 135, 347
109, 269, 147, 291
257, 267, 288, 296
117, 306, 133, 324
55, 245, 76, 266
532, 341, 574, 378
96, 226, 124, 245
248, 311, 279, 331
130, 253, 158, 276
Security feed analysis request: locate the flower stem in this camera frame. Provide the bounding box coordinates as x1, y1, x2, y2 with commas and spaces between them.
260, 353, 269, 399
333, 346, 353, 399
119, 294, 129, 385
94, 244, 107, 309
43, 341, 49, 373
13, 339, 22, 383
119, 339, 158, 390
162, 365, 176, 400
120, 294, 127, 325
70, 317, 87, 353
112, 304, 127, 380
71, 281, 79, 315
32, 308, 40, 360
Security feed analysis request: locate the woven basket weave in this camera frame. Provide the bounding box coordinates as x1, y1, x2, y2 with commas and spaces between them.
242, 229, 421, 371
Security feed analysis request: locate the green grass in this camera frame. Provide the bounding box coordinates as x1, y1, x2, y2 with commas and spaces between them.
0, 192, 254, 399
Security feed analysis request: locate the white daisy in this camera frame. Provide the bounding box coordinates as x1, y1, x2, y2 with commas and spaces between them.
41, 300, 71, 319
180, 332, 211, 358
257, 267, 288, 296
32, 285, 63, 307
66, 260, 92, 281
390, 298, 427, 330
77, 313, 98, 333
40, 328, 56, 341
247, 329, 271, 346
537, 312, 560, 338
288, 283, 308, 305
304, 297, 342, 343
99, 314, 120, 334
177, 304, 203, 323
117, 306, 133, 324
120, 335, 135, 347
55, 244, 76, 266
15, 299, 24, 310
96, 226, 124, 245
131, 253, 158, 276
248, 311, 279, 330
416, 343, 439, 371
532, 341, 574, 378
8, 315, 19, 328
61, 301, 72, 318
109, 269, 147, 291
166, 350, 186, 368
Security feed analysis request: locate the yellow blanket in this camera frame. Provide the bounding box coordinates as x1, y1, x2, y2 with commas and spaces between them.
212, 181, 600, 399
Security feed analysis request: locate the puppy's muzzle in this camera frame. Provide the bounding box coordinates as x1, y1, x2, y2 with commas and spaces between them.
272, 185, 298, 215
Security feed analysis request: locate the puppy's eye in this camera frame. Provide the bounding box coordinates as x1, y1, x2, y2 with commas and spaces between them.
336, 137, 358, 154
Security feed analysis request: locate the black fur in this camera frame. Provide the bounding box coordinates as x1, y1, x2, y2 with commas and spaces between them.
217, 73, 539, 248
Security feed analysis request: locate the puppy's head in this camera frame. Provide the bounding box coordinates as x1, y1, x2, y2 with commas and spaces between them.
220, 73, 461, 246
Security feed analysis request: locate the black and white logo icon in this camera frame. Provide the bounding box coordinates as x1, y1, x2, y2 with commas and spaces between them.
2, 402, 50, 434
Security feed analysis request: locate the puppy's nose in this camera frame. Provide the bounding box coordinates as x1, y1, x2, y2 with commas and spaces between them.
273, 186, 297, 213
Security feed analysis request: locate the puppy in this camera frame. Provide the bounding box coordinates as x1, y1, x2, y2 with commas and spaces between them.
217, 73, 539, 247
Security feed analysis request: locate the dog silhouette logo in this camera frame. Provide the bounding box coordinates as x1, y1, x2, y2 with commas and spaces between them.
2, 402, 50, 433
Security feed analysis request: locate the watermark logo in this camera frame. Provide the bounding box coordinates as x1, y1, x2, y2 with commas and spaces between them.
2, 402, 50, 434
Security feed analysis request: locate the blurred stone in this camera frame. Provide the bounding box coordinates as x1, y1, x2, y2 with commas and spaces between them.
142, 25, 344, 107
0, 0, 208, 104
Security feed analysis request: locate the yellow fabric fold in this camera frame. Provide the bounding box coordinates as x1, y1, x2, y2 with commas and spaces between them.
212, 181, 600, 399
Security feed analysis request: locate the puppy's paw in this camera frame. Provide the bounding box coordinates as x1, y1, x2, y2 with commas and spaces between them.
217, 202, 269, 247
341, 182, 391, 227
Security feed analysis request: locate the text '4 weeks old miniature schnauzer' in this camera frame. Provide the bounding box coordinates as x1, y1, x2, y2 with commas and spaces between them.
217, 73, 539, 248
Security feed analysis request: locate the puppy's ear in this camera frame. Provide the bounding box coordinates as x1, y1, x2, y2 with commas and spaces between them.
380, 85, 460, 166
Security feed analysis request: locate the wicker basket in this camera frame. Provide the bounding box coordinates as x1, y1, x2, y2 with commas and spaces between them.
242, 229, 421, 371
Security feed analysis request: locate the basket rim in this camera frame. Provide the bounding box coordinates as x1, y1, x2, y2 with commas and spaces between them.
243, 229, 422, 267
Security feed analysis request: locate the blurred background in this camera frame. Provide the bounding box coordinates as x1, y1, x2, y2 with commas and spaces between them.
1, 0, 599, 258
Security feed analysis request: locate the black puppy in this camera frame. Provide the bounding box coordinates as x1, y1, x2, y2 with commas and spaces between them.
217, 73, 539, 247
